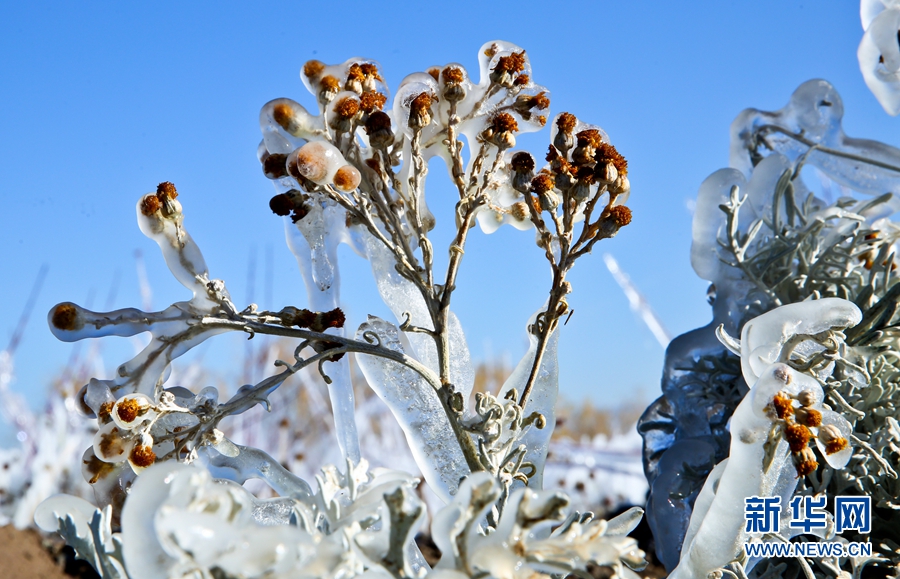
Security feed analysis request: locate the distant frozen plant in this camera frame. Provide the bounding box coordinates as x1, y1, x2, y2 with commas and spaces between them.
34, 41, 645, 578
640, 79, 900, 577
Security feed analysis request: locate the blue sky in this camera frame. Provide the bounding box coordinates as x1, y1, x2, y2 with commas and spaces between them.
0, 1, 896, 438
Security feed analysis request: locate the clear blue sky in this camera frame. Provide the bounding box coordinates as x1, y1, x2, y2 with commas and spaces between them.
0, 1, 896, 435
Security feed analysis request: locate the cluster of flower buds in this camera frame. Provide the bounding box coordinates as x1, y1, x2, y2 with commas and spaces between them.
769, 387, 850, 477
139, 182, 180, 221
275, 306, 345, 332
504, 111, 632, 238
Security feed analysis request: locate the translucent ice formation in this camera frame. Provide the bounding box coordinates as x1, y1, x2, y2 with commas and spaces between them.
858, 0, 900, 115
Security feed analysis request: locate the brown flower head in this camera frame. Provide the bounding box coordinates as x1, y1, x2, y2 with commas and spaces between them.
795, 407, 822, 428
490, 112, 519, 134
511, 152, 535, 173
334, 97, 360, 119
333, 165, 361, 192
608, 205, 633, 227
129, 444, 157, 468
442, 66, 464, 84
365, 111, 393, 148
359, 63, 382, 81
794, 450, 819, 478
825, 436, 849, 455
322, 308, 346, 329
269, 194, 294, 216
263, 153, 289, 179
495, 51, 526, 73
116, 398, 142, 424
272, 103, 295, 131
51, 303, 81, 331
157, 181, 178, 200
140, 194, 161, 216
531, 173, 555, 194
320, 75, 340, 92
303, 60, 325, 79
360, 91, 387, 113
576, 129, 603, 149
347, 63, 365, 81
556, 112, 577, 134
409, 92, 433, 129
426, 67, 440, 81
784, 422, 812, 453
514, 74, 530, 86
595, 142, 628, 176
771, 392, 794, 420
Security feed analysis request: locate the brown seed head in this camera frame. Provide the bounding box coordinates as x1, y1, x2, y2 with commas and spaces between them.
426, 67, 440, 81
359, 63, 382, 80
303, 60, 325, 79
537, 115, 547, 126
576, 129, 603, 149
360, 91, 387, 112
593, 144, 626, 177
532, 91, 550, 109
495, 51, 526, 73
576, 165, 596, 184
334, 97, 360, 119
333, 165, 361, 192
323, 308, 346, 329
269, 194, 294, 216
129, 445, 156, 468
608, 205, 633, 227
794, 454, 819, 477
442, 66, 464, 84
320, 75, 340, 91
510, 202, 530, 222
825, 436, 849, 455
491, 112, 519, 133
263, 153, 289, 179
272, 103, 295, 131
347, 63, 365, 81
771, 392, 794, 420
98, 401, 115, 423
531, 173, 555, 194
140, 194, 161, 216
557, 112, 577, 134
410, 92, 433, 114
365, 111, 392, 133
511, 152, 535, 173
116, 398, 142, 424
83, 451, 116, 484
784, 422, 812, 453
51, 303, 81, 331
795, 407, 822, 427
514, 74, 530, 86
484, 43, 499, 59
156, 182, 178, 200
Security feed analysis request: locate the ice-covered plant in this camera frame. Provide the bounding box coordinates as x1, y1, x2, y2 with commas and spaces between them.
640, 79, 900, 576
34, 41, 646, 579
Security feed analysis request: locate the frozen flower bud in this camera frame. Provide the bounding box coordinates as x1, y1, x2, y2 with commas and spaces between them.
269, 193, 294, 216
50, 302, 83, 332
408, 92, 433, 130
531, 174, 559, 211
490, 50, 526, 88
333, 164, 361, 191
140, 194, 161, 216
318, 75, 341, 106
441, 66, 467, 103
594, 160, 618, 185
359, 91, 387, 113
513, 91, 550, 120
330, 96, 360, 133
129, 443, 156, 470
303, 60, 325, 83
345, 63, 365, 94
359, 62, 382, 93
288, 141, 345, 184
262, 153, 289, 179
365, 111, 394, 148
510, 201, 530, 222
793, 447, 818, 477
510, 151, 535, 193
784, 422, 812, 453
797, 390, 817, 407
572, 129, 603, 165
273, 102, 302, 135
485, 112, 518, 149
795, 407, 822, 427
770, 392, 794, 420
608, 174, 631, 196
554, 112, 577, 154
819, 424, 849, 455
596, 205, 632, 238
156, 181, 180, 217
572, 166, 596, 201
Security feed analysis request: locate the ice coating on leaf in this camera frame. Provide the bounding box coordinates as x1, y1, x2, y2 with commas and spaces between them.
739, 297, 862, 385
200, 442, 314, 500
691, 168, 746, 284
284, 209, 361, 465
355, 316, 468, 501
859, 6, 900, 115
361, 231, 475, 405
730, 79, 900, 209
670, 364, 808, 579
34, 494, 100, 536
500, 309, 559, 488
